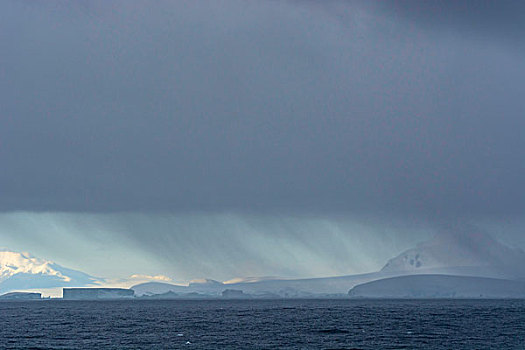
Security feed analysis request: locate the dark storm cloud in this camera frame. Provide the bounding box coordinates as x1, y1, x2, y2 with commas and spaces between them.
299, 0, 525, 44
1, 0, 524, 220
377, 0, 525, 49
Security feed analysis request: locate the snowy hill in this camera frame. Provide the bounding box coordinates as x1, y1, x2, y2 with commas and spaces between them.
188, 279, 223, 289
348, 274, 525, 298
381, 228, 525, 278
0, 250, 101, 293
132, 282, 192, 296
132, 273, 383, 297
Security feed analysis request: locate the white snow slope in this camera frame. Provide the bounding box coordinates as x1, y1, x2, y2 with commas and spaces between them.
0, 250, 101, 293
348, 274, 525, 298
381, 228, 525, 278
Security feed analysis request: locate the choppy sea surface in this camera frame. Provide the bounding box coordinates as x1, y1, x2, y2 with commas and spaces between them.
0, 299, 524, 349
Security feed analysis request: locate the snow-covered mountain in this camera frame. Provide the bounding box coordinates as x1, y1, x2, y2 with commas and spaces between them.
381, 228, 525, 278
0, 250, 101, 293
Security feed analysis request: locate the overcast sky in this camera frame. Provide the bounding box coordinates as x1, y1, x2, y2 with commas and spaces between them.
1, 1, 524, 281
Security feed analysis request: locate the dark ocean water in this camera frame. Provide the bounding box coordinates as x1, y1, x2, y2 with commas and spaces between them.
0, 299, 524, 349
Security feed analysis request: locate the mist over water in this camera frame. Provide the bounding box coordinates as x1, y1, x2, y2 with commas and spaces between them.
0, 212, 434, 281
1, 211, 523, 282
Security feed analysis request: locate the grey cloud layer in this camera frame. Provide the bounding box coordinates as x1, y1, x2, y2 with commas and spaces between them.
1, 0, 524, 220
